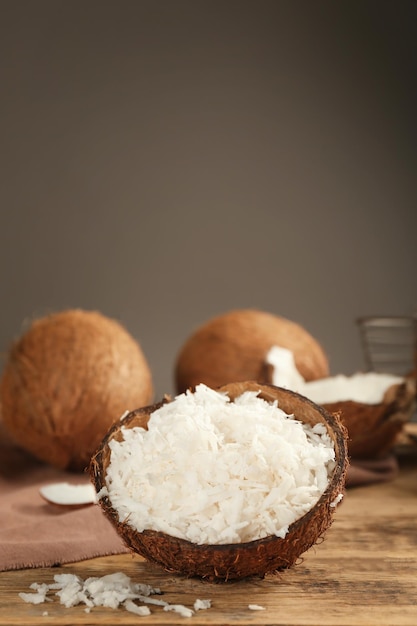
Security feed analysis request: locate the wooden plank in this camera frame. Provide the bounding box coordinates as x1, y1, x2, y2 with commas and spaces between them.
1, 456, 417, 626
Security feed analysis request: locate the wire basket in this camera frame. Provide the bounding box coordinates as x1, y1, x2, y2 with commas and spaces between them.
356, 315, 417, 377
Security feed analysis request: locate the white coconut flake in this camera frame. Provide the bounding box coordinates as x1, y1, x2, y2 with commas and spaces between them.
124, 600, 151, 616
163, 604, 194, 618
96, 485, 109, 499
194, 598, 211, 610
103, 384, 335, 545
248, 604, 266, 610
19, 591, 48, 605
330, 493, 344, 508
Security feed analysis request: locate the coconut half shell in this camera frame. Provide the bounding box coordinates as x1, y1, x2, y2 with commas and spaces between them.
322, 377, 416, 459
174, 309, 329, 395
90, 382, 348, 582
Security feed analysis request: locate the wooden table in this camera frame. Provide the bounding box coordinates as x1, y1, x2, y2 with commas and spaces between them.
1, 454, 416, 626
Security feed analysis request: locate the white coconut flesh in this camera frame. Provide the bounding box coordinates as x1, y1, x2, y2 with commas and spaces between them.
266, 346, 405, 404
40, 482, 97, 506
266, 346, 306, 390
99, 384, 336, 546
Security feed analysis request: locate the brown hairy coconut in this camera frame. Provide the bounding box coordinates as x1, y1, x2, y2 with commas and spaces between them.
174, 309, 329, 394
315, 376, 416, 459
90, 381, 348, 582
0, 309, 153, 471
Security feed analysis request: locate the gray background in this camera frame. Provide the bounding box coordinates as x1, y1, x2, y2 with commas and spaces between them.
1, 0, 416, 398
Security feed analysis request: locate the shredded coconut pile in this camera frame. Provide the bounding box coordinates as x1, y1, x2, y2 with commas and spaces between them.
101, 384, 335, 545
19, 572, 209, 618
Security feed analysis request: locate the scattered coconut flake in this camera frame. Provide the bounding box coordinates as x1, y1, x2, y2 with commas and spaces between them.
330, 493, 344, 508
19, 572, 204, 618
96, 485, 109, 500
19, 591, 48, 605
163, 604, 194, 618
19, 572, 163, 615
103, 384, 335, 545
19, 582, 51, 605
124, 600, 151, 616
194, 598, 211, 610
20, 571, 272, 619
40, 482, 97, 506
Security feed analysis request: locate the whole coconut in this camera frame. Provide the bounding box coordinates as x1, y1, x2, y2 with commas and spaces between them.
175, 309, 329, 394
0, 309, 153, 471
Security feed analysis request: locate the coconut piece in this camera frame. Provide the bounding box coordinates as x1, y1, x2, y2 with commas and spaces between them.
0, 309, 153, 471
174, 309, 329, 394
39, 482, 97, 507
266, 346, 306, 391
266, 348, 416, 459
302, 373, 416, 458
194, 599, 211, 610
90, 381, 348, 582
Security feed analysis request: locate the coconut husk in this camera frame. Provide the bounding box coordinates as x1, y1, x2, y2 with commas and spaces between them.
174, 309, 329, 394
0, 310, 153, 472
90, 381, 348, 582
322, 377, 416, 459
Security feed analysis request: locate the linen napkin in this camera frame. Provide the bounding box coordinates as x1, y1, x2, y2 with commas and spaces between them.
345, 455, 399, 487
0, 423, 128, 572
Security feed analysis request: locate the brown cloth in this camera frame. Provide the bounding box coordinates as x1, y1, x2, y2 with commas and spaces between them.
0, 425, 129, 572
0, 423, 399, 573
346, 455, 399, 487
